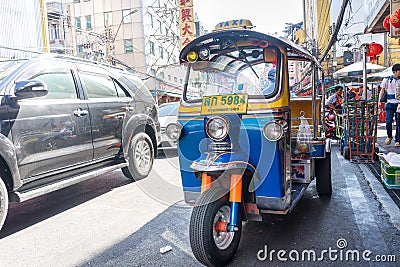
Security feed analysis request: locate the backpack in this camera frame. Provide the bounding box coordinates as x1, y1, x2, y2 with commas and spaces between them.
381, 75, 396, 102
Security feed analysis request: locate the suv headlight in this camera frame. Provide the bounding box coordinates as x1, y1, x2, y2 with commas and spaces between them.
165, 122, 182, 141
263, 121, 285, 141
206, 116, 229, 141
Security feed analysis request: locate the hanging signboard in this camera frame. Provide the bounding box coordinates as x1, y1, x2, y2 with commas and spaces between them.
178, 0, 195, 49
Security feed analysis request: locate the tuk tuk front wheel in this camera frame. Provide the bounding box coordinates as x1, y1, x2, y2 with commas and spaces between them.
189, 187, 242, 266
315, 152, 332, 196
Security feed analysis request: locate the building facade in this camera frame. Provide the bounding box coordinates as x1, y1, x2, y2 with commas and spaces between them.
0, 0, 48, 58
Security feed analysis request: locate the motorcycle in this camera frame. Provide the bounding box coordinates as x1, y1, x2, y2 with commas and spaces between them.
325, 107, 337, 139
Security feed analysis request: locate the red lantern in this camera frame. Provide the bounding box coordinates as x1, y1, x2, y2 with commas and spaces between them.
391, 8, 400, 28
383, 14, 391, 31
367, 43, 383, 57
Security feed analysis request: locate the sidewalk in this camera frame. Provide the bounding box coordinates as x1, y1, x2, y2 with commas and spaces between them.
376, 122, 400, 154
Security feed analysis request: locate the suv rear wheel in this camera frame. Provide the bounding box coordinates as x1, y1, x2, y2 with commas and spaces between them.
0, 178, 9, 231
122, 132, 154, 181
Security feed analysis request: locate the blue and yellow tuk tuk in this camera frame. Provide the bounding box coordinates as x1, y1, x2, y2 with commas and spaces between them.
166, 20, 332, 266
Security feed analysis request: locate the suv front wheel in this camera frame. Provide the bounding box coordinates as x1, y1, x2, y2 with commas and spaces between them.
122, 132, 154, 181
0, 178, 9, 231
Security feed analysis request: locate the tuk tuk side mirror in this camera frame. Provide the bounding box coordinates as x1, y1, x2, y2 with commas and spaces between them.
14, 80, 48, 99
264, 47, 277, 64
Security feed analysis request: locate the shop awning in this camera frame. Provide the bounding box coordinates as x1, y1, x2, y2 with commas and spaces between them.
333, 61, 385, 78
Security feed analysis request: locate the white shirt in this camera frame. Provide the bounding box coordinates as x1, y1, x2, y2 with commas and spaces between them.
381, 76, 400, 104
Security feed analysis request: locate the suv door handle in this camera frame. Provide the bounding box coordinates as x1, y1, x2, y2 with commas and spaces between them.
74, 108, 89, 117
126, 106, 134, 112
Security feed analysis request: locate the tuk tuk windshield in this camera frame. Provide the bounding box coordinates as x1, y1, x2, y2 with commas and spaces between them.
184, 60, 278, 101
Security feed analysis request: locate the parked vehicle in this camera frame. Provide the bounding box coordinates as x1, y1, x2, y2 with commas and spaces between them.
166, 19, 331, 266
0, 54, 160, 231
158, 102, 180, 150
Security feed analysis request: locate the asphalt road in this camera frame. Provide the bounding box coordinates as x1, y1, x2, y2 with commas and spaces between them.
0, 147, 399, 267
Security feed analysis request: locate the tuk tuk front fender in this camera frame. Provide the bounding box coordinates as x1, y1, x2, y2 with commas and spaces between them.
190, 151, 258, 173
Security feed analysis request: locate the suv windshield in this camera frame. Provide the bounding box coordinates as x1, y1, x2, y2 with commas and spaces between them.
159, 103, 179, 117
184, 61, 278, 101
0, 59, 27, 82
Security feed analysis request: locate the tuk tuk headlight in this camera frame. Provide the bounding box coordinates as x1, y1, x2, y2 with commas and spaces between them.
165, 122, 182, 141
206, 116, 229, 141
263, 121, 285, 141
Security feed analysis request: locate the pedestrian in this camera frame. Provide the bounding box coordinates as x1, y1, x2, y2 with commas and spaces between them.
378, 63, 400, 146
325, 85, 343, 110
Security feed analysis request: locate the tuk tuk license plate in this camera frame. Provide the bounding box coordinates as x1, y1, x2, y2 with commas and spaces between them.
200, 94, 248, 115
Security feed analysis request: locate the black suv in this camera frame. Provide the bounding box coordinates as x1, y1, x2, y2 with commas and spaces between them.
0, 55, 160, 231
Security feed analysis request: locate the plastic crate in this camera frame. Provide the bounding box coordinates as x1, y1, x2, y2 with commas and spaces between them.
379, 156, 400, 189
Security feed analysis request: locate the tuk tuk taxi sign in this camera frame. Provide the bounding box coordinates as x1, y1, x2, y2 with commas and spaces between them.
214, 19, 254, 31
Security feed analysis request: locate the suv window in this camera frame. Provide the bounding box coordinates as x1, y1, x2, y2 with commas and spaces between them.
121, 72, 153, 101
81, 72, 118, 98
114, 80, 130, 98
32, 71, 78, 99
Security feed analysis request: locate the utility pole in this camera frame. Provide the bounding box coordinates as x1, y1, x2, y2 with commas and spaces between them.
361, 43, 368, 99
105, 19, 112, 64
67, 5, 75, 56
384, 33, 388, 66
40, 0, 50, 53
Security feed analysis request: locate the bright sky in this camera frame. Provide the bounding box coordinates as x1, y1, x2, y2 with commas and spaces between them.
194, 0, 304, 35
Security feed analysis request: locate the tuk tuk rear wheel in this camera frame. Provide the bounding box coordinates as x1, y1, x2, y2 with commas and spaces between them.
343, 146, 350, 160
315, 152, 332, 196
340, 138, 345, 155
189, 187, 242, 266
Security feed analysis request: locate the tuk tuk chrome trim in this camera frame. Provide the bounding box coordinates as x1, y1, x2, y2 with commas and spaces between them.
190, 152, 258, 173
209, 142, 232, 151
190, 161, 255, 172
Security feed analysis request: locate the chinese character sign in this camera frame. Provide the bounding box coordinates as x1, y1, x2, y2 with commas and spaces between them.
177, 0, 194, 49
178, 0, 193, 8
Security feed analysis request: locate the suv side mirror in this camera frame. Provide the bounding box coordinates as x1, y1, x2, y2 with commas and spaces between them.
14, 80, 48, 98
